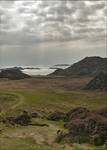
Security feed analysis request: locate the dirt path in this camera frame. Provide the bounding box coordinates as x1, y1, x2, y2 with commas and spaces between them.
11, 93, 25, 109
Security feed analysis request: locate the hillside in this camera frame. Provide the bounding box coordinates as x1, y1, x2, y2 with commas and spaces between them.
0, 68, 30, 80
49, 57, 107, 77
84, 72, 107, 90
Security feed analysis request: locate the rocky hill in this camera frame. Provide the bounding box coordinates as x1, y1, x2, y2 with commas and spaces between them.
0, 68, 30, 80
84, 72, 107, 90
49, 57, 107, 77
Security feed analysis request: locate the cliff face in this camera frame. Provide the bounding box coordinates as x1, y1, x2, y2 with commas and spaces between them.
49, 57, 107, 77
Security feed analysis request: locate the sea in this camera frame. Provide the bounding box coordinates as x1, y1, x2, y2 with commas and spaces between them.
22, 65, 69, 76
0, 65, 70, 76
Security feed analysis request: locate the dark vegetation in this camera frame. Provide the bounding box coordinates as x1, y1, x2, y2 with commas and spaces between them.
0, 68, 30, 80
1, 110, 48, 126
47, 111, 66, 121
1, 111, 31, 126
54, 107, 107, 146
1, 106, 107, 147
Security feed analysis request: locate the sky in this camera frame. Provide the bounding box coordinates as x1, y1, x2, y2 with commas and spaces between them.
0, 0, 107, 67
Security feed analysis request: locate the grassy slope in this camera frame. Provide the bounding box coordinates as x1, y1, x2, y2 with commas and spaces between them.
0, 89, 107, 150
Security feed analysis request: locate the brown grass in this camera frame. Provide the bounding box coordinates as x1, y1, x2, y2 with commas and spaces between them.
0, 77, 92, 91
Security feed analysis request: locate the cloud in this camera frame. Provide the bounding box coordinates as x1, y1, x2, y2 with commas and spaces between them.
0, 0, 106, 66
0, 0, 106, 45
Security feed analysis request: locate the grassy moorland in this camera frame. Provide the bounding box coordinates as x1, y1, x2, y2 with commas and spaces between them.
0, 89, 107, 115
0, 78, 107, 150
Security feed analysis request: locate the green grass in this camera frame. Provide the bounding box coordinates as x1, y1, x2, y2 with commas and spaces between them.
0, 137, 54, 150
0, 89, 107, 150
0, 93, 20, 116
73, 143, 106, 150
1, 89, 107, 115
0, 137, 106, 150
0, 93, 19, 108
